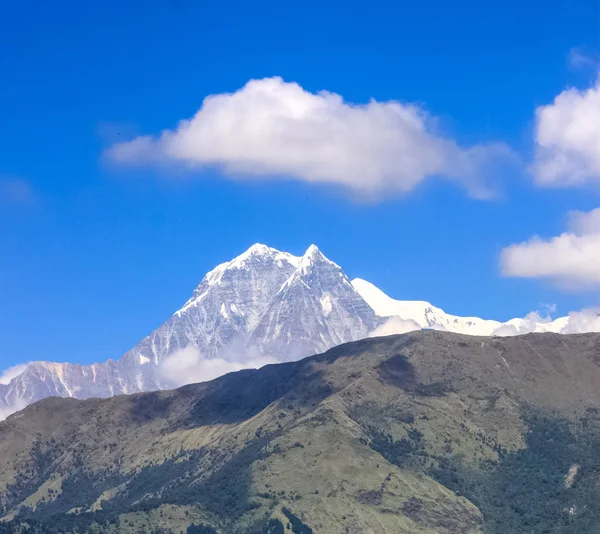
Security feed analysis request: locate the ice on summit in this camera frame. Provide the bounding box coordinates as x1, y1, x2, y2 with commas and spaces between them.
205, 243, 300, 287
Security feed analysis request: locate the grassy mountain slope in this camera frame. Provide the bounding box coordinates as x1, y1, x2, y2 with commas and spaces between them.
2, 331, 600, 533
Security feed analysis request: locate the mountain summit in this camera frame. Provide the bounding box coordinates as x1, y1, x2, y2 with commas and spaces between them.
0, 244, 596, 418
248, 244, 379, 359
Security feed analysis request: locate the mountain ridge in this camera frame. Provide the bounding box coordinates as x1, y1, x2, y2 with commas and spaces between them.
2, 331, 600, 532
1, 243, 598, 419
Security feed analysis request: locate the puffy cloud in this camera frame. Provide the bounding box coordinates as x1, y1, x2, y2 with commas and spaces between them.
491, 311, 553, 337
569, 207, 600, 234
500, 207, 600, 288
491, 308, 600, 336
0, 364, 27, 385
368, 317, 422, 338
532, 79, 600, 186
158, 345, 276, 388
491, 324, 521, 337
107, 77, 513, 199
560, 307, 600, 333
516, 77, 600, 288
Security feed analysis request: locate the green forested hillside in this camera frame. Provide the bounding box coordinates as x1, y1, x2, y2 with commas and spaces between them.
1, 331, 600, 533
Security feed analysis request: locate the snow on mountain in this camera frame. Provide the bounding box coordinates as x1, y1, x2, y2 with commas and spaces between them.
351, 277, 593, 337
2, 243, 599, 419
119, 243, 300, 371
247, 245, 380, 359
352, 278, 503, 335
0, 243, 356, 416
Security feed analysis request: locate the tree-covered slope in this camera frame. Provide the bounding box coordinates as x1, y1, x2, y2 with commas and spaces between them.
2, 331, 600, 533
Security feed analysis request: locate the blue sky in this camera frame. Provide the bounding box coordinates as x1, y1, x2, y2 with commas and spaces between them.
1, 0, 600, 368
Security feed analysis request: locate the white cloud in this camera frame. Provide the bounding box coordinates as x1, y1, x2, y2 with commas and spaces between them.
532, 79, 600, 186
0, 400, 27, 422
107, 77, 513, 199
368, 317, 422, 338
0, 364, 27, 385
500, 234, 600, 287
569, 207, 600, 234
568, 47, 598, 70
0, 364, 28, 421
491, 324, 521, 337
158, 346, 276, 388
491, 306, 600, 337
501, 207, 600, 288
561, 307, 600, 333
491, 311, 552, 337
516, 76, 600, 289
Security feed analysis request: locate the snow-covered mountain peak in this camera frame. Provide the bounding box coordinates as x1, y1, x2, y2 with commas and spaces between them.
232, 243, 300, 269
4, 243, 600, 421
352, 277, 504, 334
202, 243, 299, 289
303, 243, 323, 260
352, 278, 433, 317
172, 243, 300, 324
351, 277, 593, 337
248, 247, 379, 359
278, 246, 346, 294
294, 244, 341, 275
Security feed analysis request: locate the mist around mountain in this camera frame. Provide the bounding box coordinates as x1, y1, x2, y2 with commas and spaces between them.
1, 244, 599, 419
2, 331, 600, 533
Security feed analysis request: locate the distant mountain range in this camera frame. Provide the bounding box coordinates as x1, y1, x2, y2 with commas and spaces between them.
1, 243, 598, 418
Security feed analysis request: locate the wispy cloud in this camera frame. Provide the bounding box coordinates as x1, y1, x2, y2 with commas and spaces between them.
0, 363, 28, 385
158, 345, 276, 388
368, 317, 421, 338
0, 400, 27, 422
0, 178, 38, 206
568, 47, 598, 70
106, 77, 515, 200
0, 364, 29, 421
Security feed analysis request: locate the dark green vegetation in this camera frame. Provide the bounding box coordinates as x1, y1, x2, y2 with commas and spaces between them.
262, 519, 285, 534
187, 524, 218, 534
429, 411, 600, 533
365, 409, 600, 534
282, 507, 313, 533
3, 332, 600, 532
